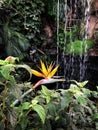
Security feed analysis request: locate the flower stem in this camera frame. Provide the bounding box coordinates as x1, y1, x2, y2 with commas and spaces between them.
11, 88, 32, 107
11, 80, 41, 107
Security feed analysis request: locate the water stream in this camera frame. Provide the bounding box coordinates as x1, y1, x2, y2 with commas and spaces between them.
56, 0, 92, 86
79, 0, 92, 81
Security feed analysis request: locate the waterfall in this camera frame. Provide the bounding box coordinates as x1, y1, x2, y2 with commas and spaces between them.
57, 0, 59, 66
56, 0, 59, 88
84, 0, 91, 40
79, 0, 92, 81
56, 0, 92, 85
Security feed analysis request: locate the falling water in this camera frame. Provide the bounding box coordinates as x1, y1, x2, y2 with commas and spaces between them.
56, 0, 59, 66
79, 0, 92, 81
84, 0, 91, 40
56, 0, 92, 85
63, 0, 82, 81
56, 0, 59, 88
60, 0, 68, 88
63, 0, 67, 81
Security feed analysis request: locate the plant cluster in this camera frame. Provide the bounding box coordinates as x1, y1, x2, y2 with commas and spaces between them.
58, 24, 93, 55
59, 24, 81, 49
16, 84, 98, 130
5, 0, 45, 41
65, 40, 93, 55
0, 57, 98, 130
0, 0, 46, 60
0, 0, 93, 61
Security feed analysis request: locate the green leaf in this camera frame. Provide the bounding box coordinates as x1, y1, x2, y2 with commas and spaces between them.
18, 102, 30, 111
6, 28, 30, 59
41, 85, 51, 96
46, 95, 51, 104
82, 88, 91, 96
7, 107, 18, 127
69, 84, 83, 95
75, 95, 87, 106
41, 86, 51, 103
61, 92, 72, 109
16, 64, 32, 80
51, 91, 59, 98
19, 114, 29, 130
8, 82, 23, 103
31, 99, 38, 106
91, 90, 98, 98
32, 3, 37, 8
92, 113, 98, 120
69, 83, 84, 95
0, 60, 6, 65
77, 81, 88, 88
71, 80, 88, 88
33, 104, 46, 124
1, 64, 15, 82
48, 103, 57, 117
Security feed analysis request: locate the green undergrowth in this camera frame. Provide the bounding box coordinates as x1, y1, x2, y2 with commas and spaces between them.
0, 57, 98, 130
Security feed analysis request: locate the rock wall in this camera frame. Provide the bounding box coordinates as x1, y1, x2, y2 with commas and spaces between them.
88, 0, 98, 40
88, 0, 98, 56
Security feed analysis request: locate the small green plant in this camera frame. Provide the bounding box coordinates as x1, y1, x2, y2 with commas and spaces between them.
58, 23, 93, 55
65, 40, 93, 55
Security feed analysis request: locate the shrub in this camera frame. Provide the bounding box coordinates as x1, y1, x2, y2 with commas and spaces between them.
0, 57, 97, 130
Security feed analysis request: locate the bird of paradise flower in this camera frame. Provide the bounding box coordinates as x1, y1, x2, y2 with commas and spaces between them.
31, 60, 65, 89
32, 60, 58, 79
12, 60, 65, 106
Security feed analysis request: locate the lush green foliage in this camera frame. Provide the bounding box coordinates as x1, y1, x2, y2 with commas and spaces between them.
0, 0, 97, 128
4, 0, 45, 41
0, 56, 33, 129
15, 84, 98, 130
65, 40, 93, 55
1, 23, 30, 59
0, 0, 93, 61
0, 57, 98, 130
58, 24, 93, 55
0, 0, 58, 62
0, 0, 46, 60
59, 24, 81, 49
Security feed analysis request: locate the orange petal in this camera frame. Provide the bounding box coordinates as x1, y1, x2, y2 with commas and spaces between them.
32, 69, 44, 78
48, 66, 59, 78
40, 60, 48, 76
47, 62, 53, 73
